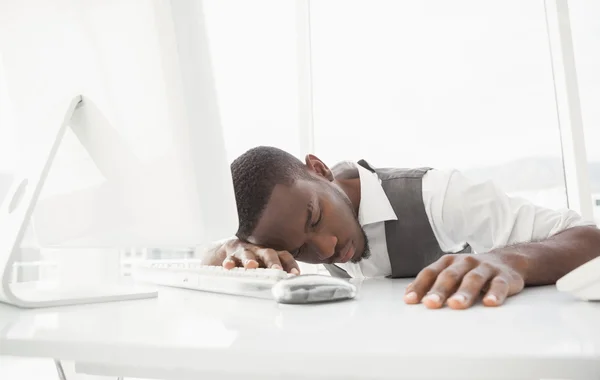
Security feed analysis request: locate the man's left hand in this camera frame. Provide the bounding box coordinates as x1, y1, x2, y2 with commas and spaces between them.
403, 252, 527, 309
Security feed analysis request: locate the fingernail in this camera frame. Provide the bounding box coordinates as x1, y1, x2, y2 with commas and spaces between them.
449, 293, 466, 304
291, 268, 300, 275
404, 291, 417, 303
245, 259, 258, 267
485, 294, 498, 304
423, 293, 441, 304
272, 264, 282, 270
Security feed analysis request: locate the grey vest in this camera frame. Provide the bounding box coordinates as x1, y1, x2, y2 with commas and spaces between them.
324, 160, 470, 278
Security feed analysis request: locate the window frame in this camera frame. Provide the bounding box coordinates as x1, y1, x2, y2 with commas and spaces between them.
544, 0, 594, 220
296, 0, 315, 155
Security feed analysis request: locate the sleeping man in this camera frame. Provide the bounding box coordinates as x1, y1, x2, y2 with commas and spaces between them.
201, 146, 600, 310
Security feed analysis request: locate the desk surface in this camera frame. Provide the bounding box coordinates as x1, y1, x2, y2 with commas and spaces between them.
1, 278, 600, 380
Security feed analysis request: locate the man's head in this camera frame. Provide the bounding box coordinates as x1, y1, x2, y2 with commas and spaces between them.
231, 146, 370, 264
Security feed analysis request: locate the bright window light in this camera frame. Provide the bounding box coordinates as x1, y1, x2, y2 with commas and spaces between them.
310, 0, 568, 209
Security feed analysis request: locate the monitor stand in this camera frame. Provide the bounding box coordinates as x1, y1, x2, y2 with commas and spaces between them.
0, 95, 158, 308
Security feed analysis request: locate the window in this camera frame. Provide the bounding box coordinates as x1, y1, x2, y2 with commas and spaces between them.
203, 0, 301, 163
310, 1, 567, 209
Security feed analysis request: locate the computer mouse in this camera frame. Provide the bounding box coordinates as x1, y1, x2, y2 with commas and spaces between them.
271, 274, 357, 304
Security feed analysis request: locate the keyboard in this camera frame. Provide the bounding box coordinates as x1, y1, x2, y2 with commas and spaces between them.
131, 260, 294, 299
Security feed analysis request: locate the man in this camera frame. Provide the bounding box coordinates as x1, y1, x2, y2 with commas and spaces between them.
201, 146, 600, 310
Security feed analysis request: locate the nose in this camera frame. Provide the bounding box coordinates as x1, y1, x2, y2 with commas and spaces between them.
309, 234, 338, 260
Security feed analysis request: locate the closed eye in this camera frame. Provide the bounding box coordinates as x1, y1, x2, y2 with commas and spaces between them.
311, 210, 323, 228
290, 247, 302, 258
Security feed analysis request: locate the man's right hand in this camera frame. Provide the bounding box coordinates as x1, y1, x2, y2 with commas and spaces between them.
200, 238, 300, 275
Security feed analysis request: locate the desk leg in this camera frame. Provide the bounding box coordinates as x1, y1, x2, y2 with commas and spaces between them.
55, 360, 68, 380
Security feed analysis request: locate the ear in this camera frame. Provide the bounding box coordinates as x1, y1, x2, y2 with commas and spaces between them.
305, 154, 334, 181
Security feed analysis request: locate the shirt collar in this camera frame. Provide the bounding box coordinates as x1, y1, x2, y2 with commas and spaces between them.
356, 164, 398, 226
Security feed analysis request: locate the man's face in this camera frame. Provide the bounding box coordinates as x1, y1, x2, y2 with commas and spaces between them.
247, 156, 369, 264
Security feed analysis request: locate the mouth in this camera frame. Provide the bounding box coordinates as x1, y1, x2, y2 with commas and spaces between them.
336, 241, 355, 263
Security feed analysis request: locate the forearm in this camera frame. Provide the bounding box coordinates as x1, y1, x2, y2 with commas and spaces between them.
492, 226, 600, 286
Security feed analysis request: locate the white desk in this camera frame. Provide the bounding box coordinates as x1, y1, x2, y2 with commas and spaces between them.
1, 278, 600, 380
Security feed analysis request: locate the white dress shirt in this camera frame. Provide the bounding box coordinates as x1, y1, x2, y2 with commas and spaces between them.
337, 165, 594, 279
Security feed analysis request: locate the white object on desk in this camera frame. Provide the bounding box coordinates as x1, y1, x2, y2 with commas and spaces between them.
0, 95, 159, 308
0, 0, 240, 308
1, 278, 600, 380
271, 274, 358, 304
556, 255, 600, 301
132, 260, 292, 299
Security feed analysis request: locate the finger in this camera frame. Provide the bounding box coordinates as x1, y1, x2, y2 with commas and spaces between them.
256, 248, 283, 270
278, 251, 300, 275
483, 276, 510, 307
447, 265, 495, 309
404, 255, 454, 304
237, 248, 260, 269
222, 254, 241, 269
422, 258, 477, 309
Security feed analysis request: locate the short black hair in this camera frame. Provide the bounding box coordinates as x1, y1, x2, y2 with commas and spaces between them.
231, 146, 310, 239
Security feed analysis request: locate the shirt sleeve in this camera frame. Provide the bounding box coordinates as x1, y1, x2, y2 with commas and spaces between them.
422, 169, 595, 254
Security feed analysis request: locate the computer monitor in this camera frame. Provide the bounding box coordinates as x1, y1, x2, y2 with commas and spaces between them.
0, 1, 239, 308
